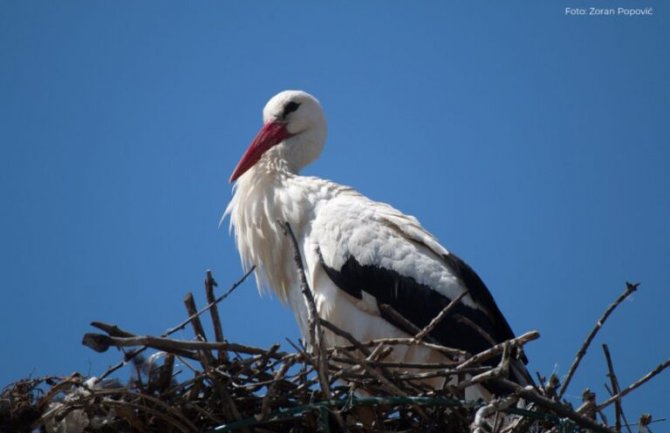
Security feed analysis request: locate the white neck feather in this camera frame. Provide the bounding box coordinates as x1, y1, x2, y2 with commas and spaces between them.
225, 157, 338, 303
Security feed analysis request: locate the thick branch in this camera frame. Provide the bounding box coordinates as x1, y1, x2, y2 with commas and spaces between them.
84, 334, 288, 358
491, 379, 615, 433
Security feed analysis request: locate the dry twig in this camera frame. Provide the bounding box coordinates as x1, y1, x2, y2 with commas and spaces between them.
184, 292, 216, 366
204, 270, 227, 362
413, 290, 468, 343
6, 269, 664, 433
602, 344, 628, 433
457, 331, 540, 370
596, 358, 670, 411
278, 221, 331, 397
278, 220, 346, 431
558, 282, 639, 399
492, 379, 615, 433
90, 266, 255, 383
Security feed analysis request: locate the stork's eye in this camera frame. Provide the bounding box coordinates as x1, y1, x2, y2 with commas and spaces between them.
282, 101, 301, 118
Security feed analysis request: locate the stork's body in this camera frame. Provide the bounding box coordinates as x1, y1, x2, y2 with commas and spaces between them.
225, 91, 530, 395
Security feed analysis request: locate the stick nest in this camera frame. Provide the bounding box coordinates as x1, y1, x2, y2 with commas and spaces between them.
0, 270, 665, 433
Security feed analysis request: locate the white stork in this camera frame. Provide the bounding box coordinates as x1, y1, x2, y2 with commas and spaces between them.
225, 90, 531, 397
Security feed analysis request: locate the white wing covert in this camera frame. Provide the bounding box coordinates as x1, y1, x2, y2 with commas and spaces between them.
311, 193, 530, 386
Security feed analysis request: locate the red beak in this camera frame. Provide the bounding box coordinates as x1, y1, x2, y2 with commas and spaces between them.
229, 121, 290, 183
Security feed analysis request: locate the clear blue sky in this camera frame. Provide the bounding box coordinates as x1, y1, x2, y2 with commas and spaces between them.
1, 0, 668, 423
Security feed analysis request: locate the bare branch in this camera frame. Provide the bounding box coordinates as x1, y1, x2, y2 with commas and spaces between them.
184, 292, 215, 367
84, 333, 288, 358
597, 358, 670, 411
457, 331, 540, 370
278, 221, 331, 395
602, 344, 628, 433
558, 282, 639, 399
492, 379, 616, 433
204, 270, 227, 362
413, 290, 468, 343
90, 266, 254, 383
278, 220, 347, 431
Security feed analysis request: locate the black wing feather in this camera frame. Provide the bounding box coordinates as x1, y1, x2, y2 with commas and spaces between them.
318, 248, 530, 384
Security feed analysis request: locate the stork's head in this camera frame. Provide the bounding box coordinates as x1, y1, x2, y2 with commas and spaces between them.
229, 90, 327, 183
